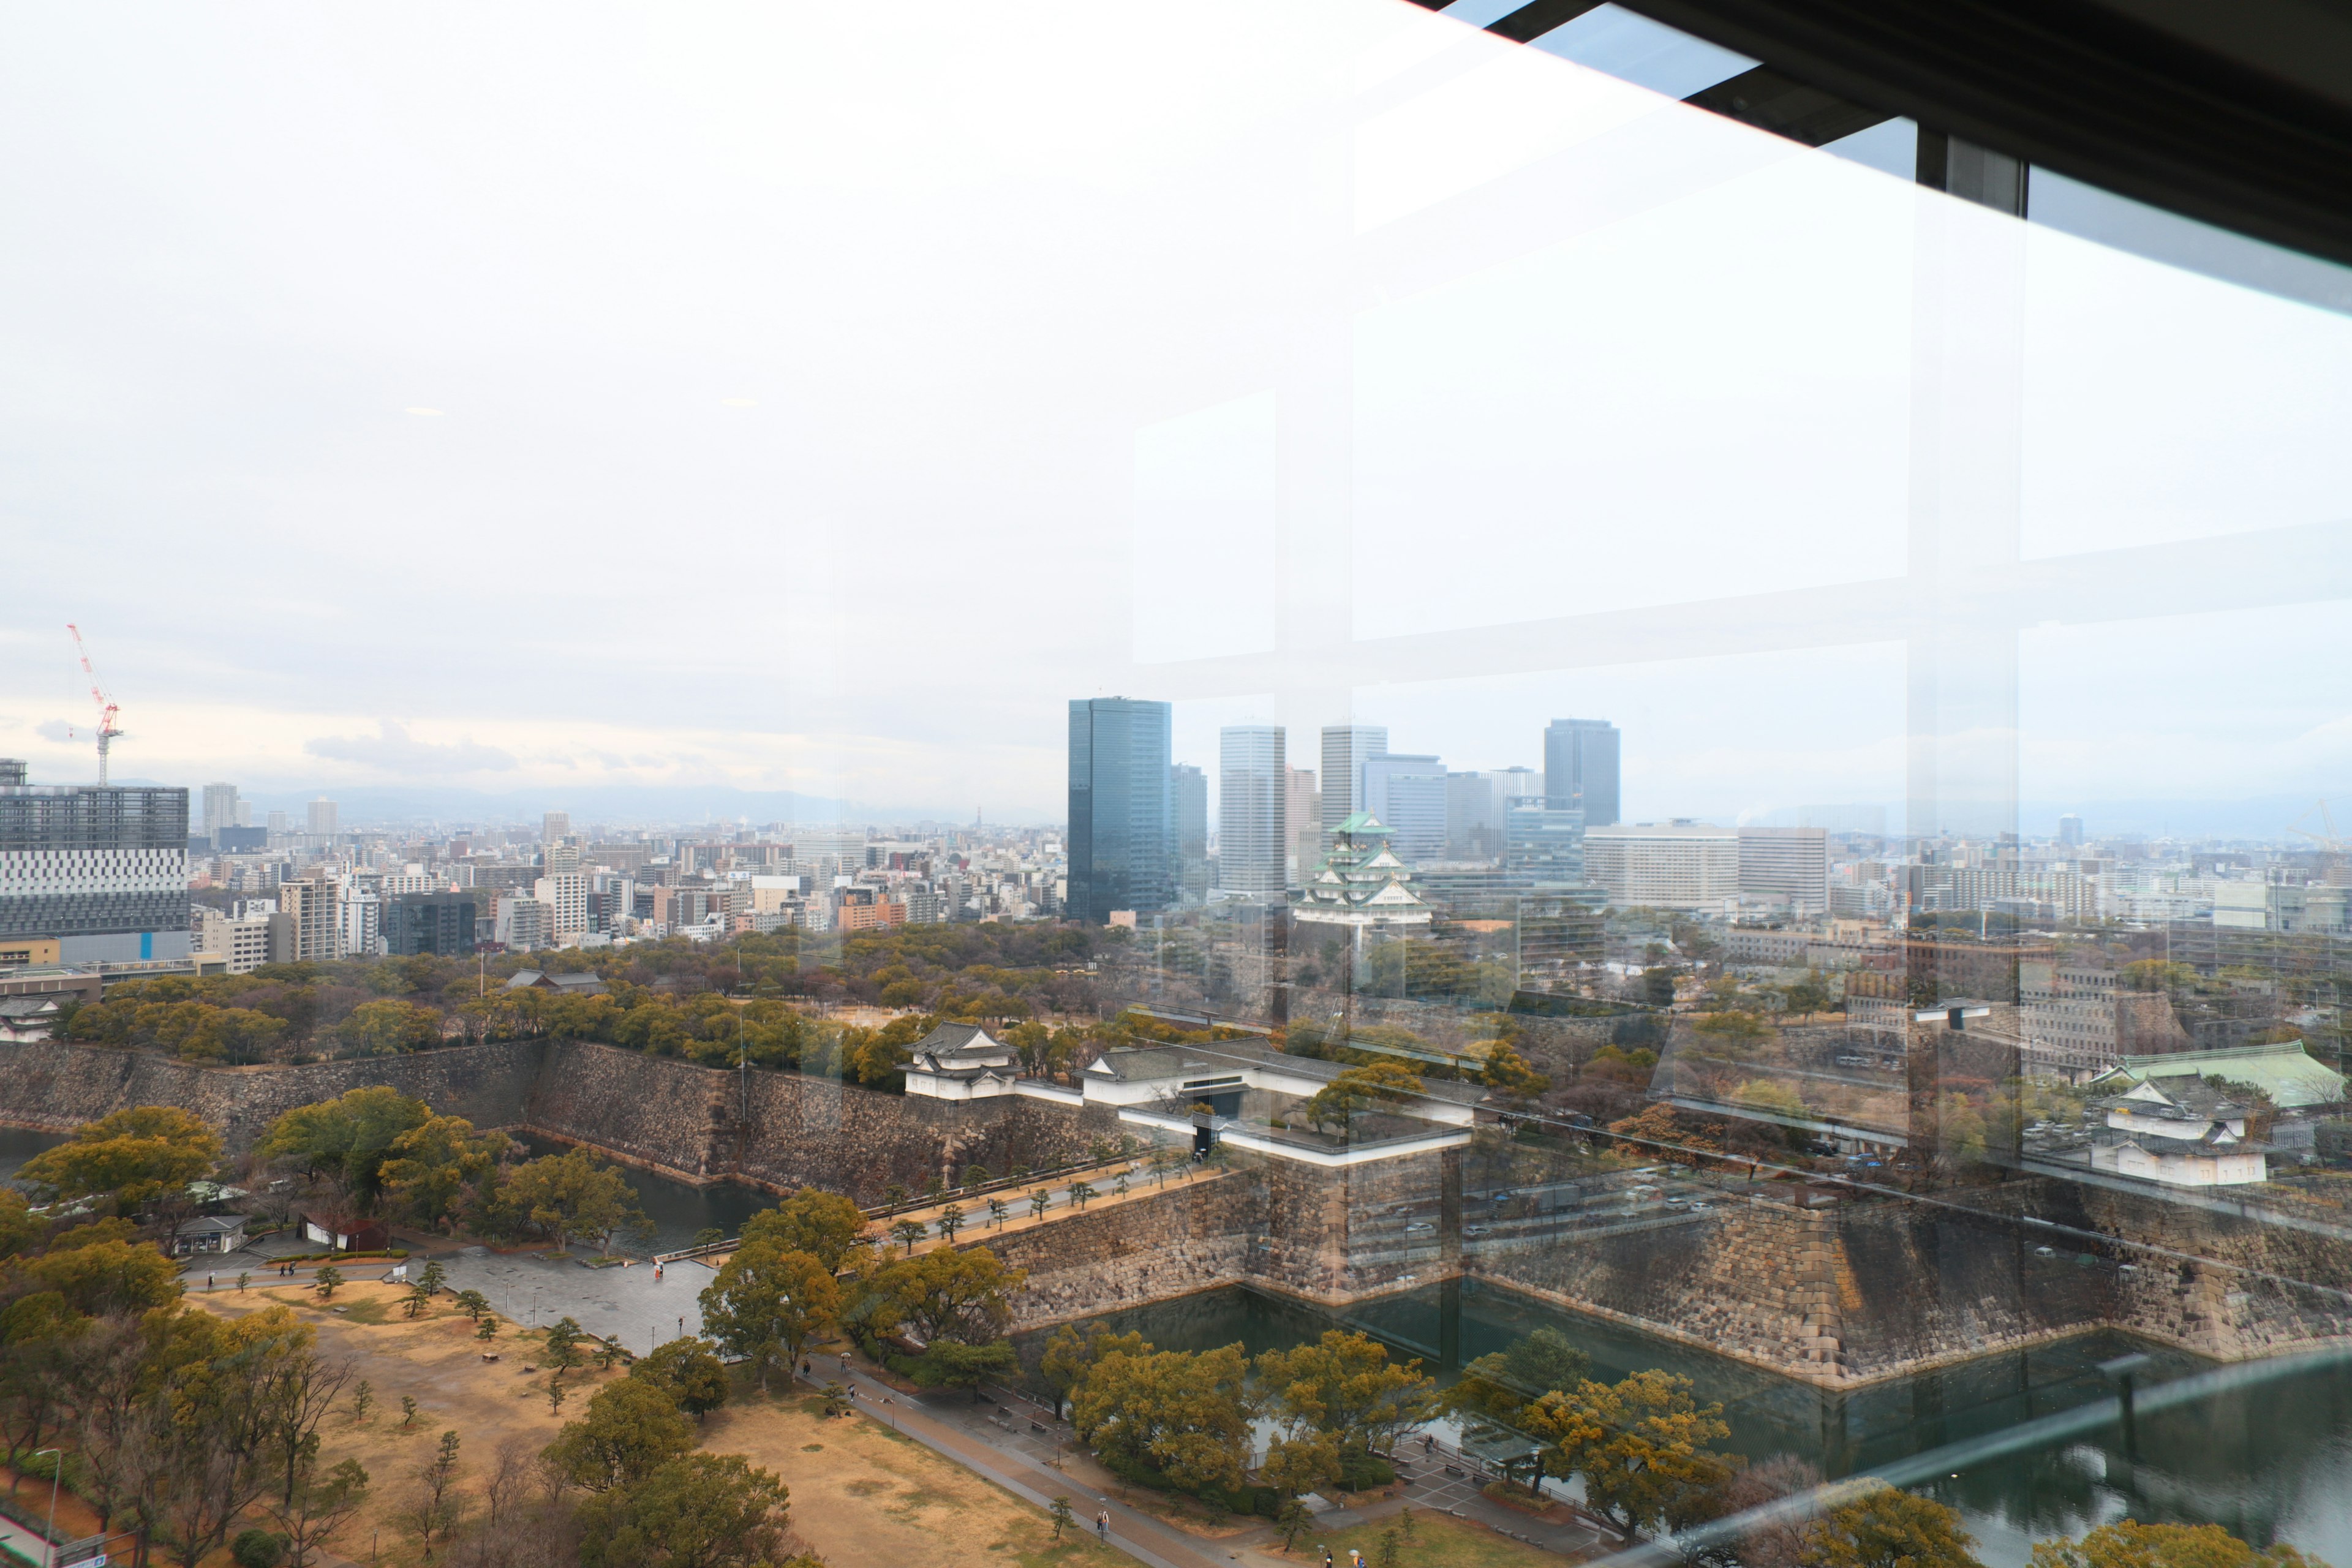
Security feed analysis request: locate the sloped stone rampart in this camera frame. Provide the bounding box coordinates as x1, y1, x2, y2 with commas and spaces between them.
978, 1170, 1259, 1330
0, 1037, 543, 1152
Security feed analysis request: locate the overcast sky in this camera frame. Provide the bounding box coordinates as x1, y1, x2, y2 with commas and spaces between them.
4, 1, 2348, 835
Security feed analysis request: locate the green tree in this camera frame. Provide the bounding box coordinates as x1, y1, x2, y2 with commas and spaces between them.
1072, 1343, 1257, 1496
936, 1202, 966, 1243
453, 1289, 491, 1324
543, 1316, 586, 1380
543, 1377, 697, 1493
988, 1197, 1009, 1229
313, 1265, 343, 1302
255, 1087, 432, 1207
1068, 1181, 1097, 1210
1808, 1485, 1981, 1568
410, 1430, 465, 1560
1029, 1188, 1051, 1221
23, 1237, 182, 1316
1256, 1330, 1436, 1483
2029, 1520, 2321, 1568
378, 1115, 510, 1231
912, 1339, 1020, 1401
891, 1218, 928, 1255
1477, 1041, 1552, 1103
336, 998, 445, 1055
1275, 1498, 1314, 1552
1442, 1327, 1590, 1423
1039, 1322, 1149, 1420
1520, 1370, 1735, 1537
1300, 1062, 1427, 1133
502, 1147, 650, 1254
576, 1453, 793, 1568
632, 1337, 732, 1419
739, 1186, 870, 1272
1050, 1497, 1076, 1540
698, 1243, 839, 1391
1782, 970, 1834, 1018
869, 1246, 1025, 1346
18, 1106, 223, 1210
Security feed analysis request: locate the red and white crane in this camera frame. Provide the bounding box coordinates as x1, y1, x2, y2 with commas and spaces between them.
66, 622, 124, 784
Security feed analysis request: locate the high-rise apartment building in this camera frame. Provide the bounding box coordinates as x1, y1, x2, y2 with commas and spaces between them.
2058, 814, 2085, 847
543, 810, 572, 844
1068, 698, 1174, 923
278, 876, 343, 961
544, 837, 582, 875
341, 890, 382, 957
1543, 719, 1621, 827
267, 810, 290, 837
1217, 726, 1287, 896
202, 782, 240, 840
1318, 725, 1389, 837
534, 871, 589, 939
1285, 767, 1320, 881
0, 760, 191, 962
1737, 826, 1831, 913
1171, 764, 1208, 901
307, 798, 339, 837
1585, 822, 1738, 908
1360, 753, 1447, 864
494, 892, 549, 952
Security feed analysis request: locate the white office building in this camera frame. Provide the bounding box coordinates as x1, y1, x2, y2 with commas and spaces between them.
1585, 822, 1740, 909
1737, 826, 1831, 913
1217, 726, 1288, 896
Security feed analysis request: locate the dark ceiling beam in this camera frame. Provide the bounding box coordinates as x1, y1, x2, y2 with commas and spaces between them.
1682, 64, 1892, 145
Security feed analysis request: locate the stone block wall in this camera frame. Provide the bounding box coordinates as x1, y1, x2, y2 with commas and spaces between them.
977, 1170, 1261, 1330
0, 1038, 543, 1153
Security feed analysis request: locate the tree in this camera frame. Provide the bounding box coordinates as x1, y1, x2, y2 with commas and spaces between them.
454, 1289, 491, 1324
313, 1266, 343, 1302
1442, 1327, 1590, 1424
541, 1316, 583, 1382
18, 1106, 223, 1210
1073, 1343, 1257, 1496
379, 1115, 510, 1232
1068, 1181, 1097, 1210
23, 1237, 182, 1316
409, 1431, 465, 1561
255, 1088, 431, 1208
870, 1246, 1025, 1346
1039, 1322, 1149, 1420
502, 1148, 650, 1254
631, 1338, 731, 1419
936, 1202, 966, 1243
988, 1197, 1009, 1230
2029, 1521, 2320, 1568
1781, 970, 1834, 1019
1029, 1188, 1051, 1221
543, 1378, 696, 1493
698, 1243, 839, 1392
913, 1339, 1020, 1401
1479, 1041, 1552, 1104
576, 1453, 792, 1568
1520, 1370, 1735, 1537
891, 1218, 928, 1256
1275, 1498, 1315, 1552
1301, 1062, 1427, 1134
961, 1163, 991, 1188
1808, 1485, 1980, 1568
1050, 1497, 1076, 1541
739, 1186, 869, 1273
337, 999, 445, 1055
1256, 1330, 1436, 1483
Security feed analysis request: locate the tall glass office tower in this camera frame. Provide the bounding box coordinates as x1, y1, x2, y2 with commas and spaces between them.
1318, 725, 1389, 837
1542, 718, 1620, 827
1217, 726, 1287, 896
1068, 698, 1174, 924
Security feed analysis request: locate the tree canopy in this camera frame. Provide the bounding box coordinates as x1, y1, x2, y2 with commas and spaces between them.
18, 1106, 222, 1210
739, 1187, 870, 1273
698, 1243, 839, 1390
255, 1087, 431, 1205
576, 1453, 793, 1568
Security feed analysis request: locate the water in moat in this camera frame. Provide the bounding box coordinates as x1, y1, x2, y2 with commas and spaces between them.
509, 1133, 772, 1255
1015, 1279, 2352, 1568
0, 1126, 66, 1184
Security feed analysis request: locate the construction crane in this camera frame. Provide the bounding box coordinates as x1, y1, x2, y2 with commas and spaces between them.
66, 623, 124, 785
2290, 800, 2348, 876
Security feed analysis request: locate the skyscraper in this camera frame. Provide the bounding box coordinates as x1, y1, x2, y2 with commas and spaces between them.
1360, 753, 1447, 864
1217, 726, 1287, 896
1506, 798, 1587, 885
543, 810, 572, 844
1285, 767, 1321, 882
1068, 698, 1174, 924
2058, 814, 2085, 847
0, 760, 190, 962
1171, 764, 1208, 901
1319, 725, 1389, 837
307, 797, 339, 837
1543, 719, 1620, 826
202, 782, 240, 840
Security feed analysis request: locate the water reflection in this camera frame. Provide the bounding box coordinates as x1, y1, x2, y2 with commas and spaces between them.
0, 1126, 66, 1185
510, 1134, 772, 1256
1025, 1281, 2352, 1567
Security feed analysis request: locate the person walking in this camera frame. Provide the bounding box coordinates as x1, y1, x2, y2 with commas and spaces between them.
1095, 1509, 1110, 1543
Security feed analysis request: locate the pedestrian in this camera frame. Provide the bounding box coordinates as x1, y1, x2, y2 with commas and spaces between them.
654, 1263, 663, 1281
801, 1360, 811, 1379
1096, 1509, 1109, 1542
1324, 1548, 1334, 1568
206, 1273, 215, 1291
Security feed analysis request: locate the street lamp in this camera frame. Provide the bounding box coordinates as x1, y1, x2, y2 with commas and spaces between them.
34, 1448, 60, 1568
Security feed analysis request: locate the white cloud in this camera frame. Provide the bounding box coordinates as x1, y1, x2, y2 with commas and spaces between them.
305, 722, 515, 775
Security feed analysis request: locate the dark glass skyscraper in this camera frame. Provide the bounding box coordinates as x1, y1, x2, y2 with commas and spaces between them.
1543, 718, 1620, 827
1068, 699, 1174, 924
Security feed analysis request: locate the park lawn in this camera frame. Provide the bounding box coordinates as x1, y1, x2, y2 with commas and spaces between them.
1302, 1509, 1575, 1568
698, 1391, 1129, 1568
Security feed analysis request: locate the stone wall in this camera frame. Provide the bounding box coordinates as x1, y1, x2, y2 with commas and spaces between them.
980, 1170, 1260, 1330
0, 1038, 543, 1152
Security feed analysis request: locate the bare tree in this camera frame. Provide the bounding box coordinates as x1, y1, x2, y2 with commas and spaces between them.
407, 1430, 467, 1561
266, 1351, 354, 1507
69, 1316, 149, 1531
269, 1451, 370, 1568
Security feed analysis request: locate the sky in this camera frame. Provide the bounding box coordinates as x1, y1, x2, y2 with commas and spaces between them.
3, 1, 2348, 835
